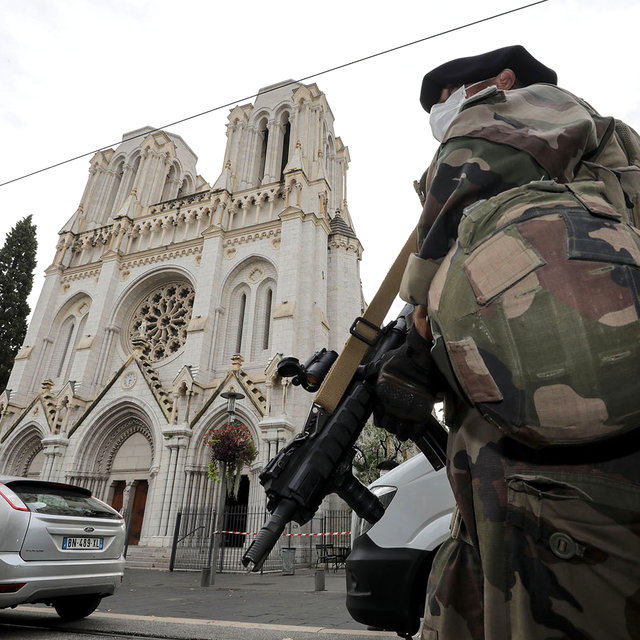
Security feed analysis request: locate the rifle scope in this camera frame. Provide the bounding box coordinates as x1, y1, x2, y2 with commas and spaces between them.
277, 348, 338, 392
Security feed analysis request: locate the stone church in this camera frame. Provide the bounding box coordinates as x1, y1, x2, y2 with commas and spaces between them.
0, 80, 364, 548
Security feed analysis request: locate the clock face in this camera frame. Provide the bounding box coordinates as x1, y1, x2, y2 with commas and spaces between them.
123, 371, 137, 389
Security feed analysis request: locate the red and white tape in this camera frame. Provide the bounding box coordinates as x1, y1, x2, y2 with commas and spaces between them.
212, 530, 351, 536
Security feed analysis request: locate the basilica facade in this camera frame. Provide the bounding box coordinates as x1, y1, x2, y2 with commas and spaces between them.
0, 81, 364, 547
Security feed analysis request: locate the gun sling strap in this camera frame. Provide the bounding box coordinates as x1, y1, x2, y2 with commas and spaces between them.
315, 227, 419, 414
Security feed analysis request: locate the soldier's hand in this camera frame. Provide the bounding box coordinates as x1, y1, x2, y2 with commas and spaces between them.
413, 305, 433, 341
369, 326, 446, 440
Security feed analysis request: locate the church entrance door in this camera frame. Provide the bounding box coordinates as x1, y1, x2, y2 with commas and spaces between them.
110, 479, 149, 545
128, 480, 148, 545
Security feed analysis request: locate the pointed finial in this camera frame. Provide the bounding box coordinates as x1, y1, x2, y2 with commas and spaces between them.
231, 354, 244, 370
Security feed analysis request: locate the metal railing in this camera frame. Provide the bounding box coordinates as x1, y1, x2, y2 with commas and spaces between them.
170, 506, 352, 573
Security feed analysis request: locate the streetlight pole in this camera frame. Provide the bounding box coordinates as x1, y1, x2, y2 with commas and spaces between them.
206, 391, 245, 586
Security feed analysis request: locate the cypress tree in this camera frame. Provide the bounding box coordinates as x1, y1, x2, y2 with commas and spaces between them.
0, 215, 38, 392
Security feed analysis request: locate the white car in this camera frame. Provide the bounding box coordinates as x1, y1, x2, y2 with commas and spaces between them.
0, 476, 126, 620
346, 454, 455, 637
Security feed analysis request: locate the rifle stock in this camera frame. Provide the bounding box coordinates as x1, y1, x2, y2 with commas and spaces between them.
242, 305, 447, 571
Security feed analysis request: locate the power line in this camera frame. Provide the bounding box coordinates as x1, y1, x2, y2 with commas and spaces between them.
1, 0, 548, 189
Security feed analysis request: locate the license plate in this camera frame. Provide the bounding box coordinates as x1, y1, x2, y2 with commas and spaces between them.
62, 537, 104, 550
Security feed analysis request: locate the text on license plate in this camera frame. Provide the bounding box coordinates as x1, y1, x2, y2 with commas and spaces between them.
62, 537, 104, 550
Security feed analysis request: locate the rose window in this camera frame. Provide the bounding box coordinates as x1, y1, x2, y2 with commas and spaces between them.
129, 283, 195, 362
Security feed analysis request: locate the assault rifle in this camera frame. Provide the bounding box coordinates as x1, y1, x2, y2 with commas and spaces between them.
241, 304, 448, 572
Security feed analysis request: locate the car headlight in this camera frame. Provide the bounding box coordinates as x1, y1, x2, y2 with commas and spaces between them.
352, 485, 398, 540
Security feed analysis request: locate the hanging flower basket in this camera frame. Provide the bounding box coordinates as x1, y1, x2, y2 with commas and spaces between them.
203, 421, 257, 498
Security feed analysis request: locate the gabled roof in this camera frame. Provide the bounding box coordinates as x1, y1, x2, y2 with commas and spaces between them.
190, 368, 268, 429
67, 336, 173, 437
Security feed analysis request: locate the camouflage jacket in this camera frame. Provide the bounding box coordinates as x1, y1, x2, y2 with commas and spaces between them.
416, 83, 640, 264
416, 85, 640, 639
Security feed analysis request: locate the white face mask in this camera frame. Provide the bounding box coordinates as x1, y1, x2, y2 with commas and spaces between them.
429, 81, 488, 143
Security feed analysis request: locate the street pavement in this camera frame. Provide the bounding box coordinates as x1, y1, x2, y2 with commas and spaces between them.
104, 567, 365, 628
8, 567, 402, 638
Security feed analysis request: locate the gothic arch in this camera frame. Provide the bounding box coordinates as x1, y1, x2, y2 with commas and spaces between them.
224, 283, 251, 361
182, 404, 260, 511
0, 422, 46, 476
44, 292, 93, 385
117, 152, 142, 206
160, 162, 181, 202
67, 401, 157, 500
190, 404, 260, 468
255, 116, 269, 185
104, 158, 125, 220
251, 277, 276, 359
250, 110, 271, 128
73, 402, 156, 474
214, 256, 278, 368
278, 110, 292, 180
218, 254, 277, 294
274, 103, 293, 121
109, 152, 128, 169
177, 174, 194, 197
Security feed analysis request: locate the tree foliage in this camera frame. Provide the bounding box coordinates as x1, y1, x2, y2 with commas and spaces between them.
0, 216, 37, 392
352, 419, 415, 486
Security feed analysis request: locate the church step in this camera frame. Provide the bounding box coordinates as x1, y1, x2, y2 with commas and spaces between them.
125, 558, 171, 570
125, 545, 171, 557
125, 546, 172, 568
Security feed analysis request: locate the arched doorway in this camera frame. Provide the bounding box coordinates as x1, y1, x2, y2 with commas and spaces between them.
222, 475, 250, 549
107, 431, 152, 545
68, 410, 156, 546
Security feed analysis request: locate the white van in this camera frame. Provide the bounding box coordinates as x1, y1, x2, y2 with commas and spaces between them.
345, 454, 455, 637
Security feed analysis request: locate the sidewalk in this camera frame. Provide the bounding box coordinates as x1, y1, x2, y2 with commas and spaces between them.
100, 567, 368, 630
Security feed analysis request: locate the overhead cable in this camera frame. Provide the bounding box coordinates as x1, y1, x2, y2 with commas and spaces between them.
0, 0, 548, 188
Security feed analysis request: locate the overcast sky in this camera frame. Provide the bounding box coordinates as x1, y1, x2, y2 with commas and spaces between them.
2, 0, 640, 324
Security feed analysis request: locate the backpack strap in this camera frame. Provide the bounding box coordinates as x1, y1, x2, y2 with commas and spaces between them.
614, 120, 640, 167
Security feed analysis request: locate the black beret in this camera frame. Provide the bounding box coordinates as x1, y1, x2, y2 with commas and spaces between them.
420, 45, 557, 112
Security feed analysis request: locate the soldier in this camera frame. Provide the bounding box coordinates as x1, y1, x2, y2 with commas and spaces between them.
373, 46, 640, 639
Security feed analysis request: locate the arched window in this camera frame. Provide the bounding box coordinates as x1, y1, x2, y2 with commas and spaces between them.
56, 319, 75, 378
177, 176, 192, 198
161, 165, 177, 202
263, 288, 273, 350
236, 293, 247, 354
105, 161, 124, 219
117, 155, 141, 207
280, 116, 291, 181
257, 118, 268, 184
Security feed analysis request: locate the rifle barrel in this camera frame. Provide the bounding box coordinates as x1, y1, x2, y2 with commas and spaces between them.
242, 498, 297, 572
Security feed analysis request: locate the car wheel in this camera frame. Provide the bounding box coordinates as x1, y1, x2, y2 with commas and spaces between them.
53, 594, 102, 620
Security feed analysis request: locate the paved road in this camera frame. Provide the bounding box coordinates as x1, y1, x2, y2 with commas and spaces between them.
1, 607, 397, 640
1, 568, 404, 639
102, 567, 362, 628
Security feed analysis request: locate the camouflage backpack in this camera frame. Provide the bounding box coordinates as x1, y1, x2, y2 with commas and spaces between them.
427, 179, 640, 447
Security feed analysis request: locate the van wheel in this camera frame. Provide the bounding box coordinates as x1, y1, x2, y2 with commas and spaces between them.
53, 594, 102, 620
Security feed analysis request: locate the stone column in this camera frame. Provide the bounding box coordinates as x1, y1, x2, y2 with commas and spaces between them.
121, 480, 135, 515
263, 120, 279, 184
154, 426, 192, 541
92, 325, 119, 387
40, 435, 70, 482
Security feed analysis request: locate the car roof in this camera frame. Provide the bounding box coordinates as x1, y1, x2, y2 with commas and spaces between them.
0, 475, 37, 483
0, 476, 92, 495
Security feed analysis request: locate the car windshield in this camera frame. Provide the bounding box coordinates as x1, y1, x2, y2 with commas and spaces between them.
7, 482, 120, 519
